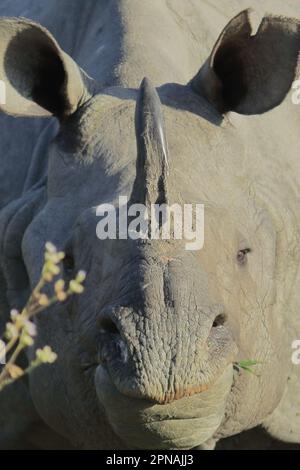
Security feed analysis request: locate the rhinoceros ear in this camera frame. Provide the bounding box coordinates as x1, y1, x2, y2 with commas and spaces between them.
191, 9, 300, 115
0, 18, 92, 118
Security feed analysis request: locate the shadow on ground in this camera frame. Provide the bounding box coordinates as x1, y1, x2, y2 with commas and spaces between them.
217, 426, 300, 450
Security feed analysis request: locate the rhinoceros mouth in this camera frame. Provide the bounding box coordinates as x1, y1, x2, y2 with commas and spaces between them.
97, 303, 237, 405
95, 364, 233, 449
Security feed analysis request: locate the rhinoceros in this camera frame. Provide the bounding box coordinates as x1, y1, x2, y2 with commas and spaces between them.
1, 0, 300, 450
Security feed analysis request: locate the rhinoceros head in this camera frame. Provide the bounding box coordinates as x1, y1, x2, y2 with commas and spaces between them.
0, 9, 299, 449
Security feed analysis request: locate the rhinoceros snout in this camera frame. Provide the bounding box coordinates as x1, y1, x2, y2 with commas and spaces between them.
96, 304, 237, 405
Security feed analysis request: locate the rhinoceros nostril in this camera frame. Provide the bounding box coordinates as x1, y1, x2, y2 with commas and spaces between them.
212, 313, 227, 328
98, 316, 129, 365
98, 316, 120, 335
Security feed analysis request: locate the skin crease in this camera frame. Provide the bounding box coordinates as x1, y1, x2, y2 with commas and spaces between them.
0, 0, 300, 449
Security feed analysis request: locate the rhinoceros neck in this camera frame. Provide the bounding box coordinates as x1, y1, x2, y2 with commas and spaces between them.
68, 0, 229, 88
65, 0, 203, 88
110, 0, 227, 88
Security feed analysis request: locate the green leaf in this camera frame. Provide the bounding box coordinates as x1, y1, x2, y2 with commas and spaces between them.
235, 359, 262, 376
238, 359, 261, 368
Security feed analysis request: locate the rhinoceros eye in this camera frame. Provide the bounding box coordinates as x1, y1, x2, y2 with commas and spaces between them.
237, 248, 251, 265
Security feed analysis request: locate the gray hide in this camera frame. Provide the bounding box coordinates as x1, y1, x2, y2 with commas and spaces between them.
1, 0, 300, 450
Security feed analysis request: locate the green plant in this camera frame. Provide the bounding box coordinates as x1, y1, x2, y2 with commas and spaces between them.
0, 242, 85, 392
234, 360, 262, 376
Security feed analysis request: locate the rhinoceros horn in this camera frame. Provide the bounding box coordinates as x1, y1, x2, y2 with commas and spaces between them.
130, 77, 169, 209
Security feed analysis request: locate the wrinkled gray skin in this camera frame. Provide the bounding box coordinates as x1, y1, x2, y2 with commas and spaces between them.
1, 0, 300, 450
